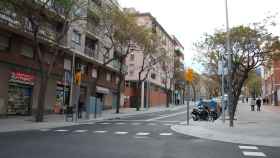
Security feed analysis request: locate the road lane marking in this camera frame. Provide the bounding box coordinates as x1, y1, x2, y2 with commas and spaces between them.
39, 129, 50, 132
163, 123, 173, 126
147, 123, 157, 126
99, 122, 111, 125
242, 151, 266, 157
114, 131, 128, 135
239, 146, 258, 150
94, 130, 108, 133
160, 133, 173, 136
115, 122, 126, 125
145, 111, 188, 121
131, 122, 141, 125
55, 129, 69, 132
74, 130, 88, 133
136, 132, 150, 136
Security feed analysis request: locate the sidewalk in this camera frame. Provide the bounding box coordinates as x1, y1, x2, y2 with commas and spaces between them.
0, 104, 187, 133
171, 102, 280, 147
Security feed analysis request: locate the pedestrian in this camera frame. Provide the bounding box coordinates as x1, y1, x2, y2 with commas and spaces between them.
78, 100, 84, 119
246, 97, 248, 103
256, 98, 262, 111
250, 98, 255, 111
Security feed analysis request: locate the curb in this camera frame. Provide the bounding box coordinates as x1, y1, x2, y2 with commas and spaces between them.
171, 124, 280, 147
0, 105, 187, 133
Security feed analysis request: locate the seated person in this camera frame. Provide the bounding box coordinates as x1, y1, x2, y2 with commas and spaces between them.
209, 98, 217, 111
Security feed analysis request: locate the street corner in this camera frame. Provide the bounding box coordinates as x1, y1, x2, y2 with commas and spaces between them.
170, 124, 280, 147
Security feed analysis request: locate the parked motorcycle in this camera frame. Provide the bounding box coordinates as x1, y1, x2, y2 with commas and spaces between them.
191, 106, 209, 121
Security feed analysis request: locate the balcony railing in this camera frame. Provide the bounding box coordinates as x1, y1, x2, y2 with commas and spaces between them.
0, 9, 56, 42
110, 59, 128, 74
35, 0, 65, 15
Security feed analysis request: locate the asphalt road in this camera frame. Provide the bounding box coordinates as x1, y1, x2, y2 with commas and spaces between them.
0, 106, 279, 158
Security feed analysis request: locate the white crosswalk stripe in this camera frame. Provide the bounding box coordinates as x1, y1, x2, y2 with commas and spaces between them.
147, 123, 157, 126
131, 122, 141, 125
94, 130, 108, 133
55, 129, 69, 132
136, 132, 150, 136
159, 133, 173, 136
163, 123, 173, 126
39, 129, 50, 132
99, 122, 111, 125
239, 146, 258, 150
115, 122, 126, 125
242, 151, 266, 157
114, 131, 128, 135
74, 130, 88, 133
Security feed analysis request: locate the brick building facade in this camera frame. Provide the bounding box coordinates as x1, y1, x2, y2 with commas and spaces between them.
0, 0, 124, 116
262, 60, 280, 106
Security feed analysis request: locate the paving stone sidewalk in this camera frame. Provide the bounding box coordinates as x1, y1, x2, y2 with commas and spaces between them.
172, 102, 280, 147
0, 104, 186, 133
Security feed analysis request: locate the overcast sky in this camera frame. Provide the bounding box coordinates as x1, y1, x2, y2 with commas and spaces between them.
118, 0, 280, 72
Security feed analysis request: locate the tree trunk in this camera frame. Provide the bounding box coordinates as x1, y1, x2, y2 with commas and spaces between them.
166, 89, 170, 108
136, 81, 142, 111
35, 75, 48, 122
183, 86, 186, 104
116, 74, 123, 114
191, 83, 196, 102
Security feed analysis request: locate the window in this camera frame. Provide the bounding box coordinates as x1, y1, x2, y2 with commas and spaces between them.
130, 53, 135, 61
73, 5, 83, 16
151, 73, 156, 79
92, 68, 97, 78
92, 0, 102, 6
116, 76, 119, 84
129, 70, 134, 76
0, 35, 10, 51
125, 81, 129, 87
106, 73, 111, 81
21, 44, 33, 58
72, 30, 81, 45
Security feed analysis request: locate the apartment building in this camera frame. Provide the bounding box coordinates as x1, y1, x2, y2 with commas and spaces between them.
124, 9, 175, 108
0, 0, 124, 116
262, 60, 280, 106
173, 36, 185, 105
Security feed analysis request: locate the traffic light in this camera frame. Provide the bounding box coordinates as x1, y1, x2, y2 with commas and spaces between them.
185, 68, 193, 82
74, 70, 82, 85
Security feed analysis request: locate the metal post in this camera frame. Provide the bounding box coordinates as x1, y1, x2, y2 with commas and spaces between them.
69, 52, 75, 122
141, 81, 145, 109
225, 0, 232, 126
187, 82, 190, 126
221, 56, 225, 123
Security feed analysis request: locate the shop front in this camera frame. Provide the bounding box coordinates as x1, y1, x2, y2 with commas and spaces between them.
7, 71, 35, 115
54, 71, 71, 114
96, 86, 110, 109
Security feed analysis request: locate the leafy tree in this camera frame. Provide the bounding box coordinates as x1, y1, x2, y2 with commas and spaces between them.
196, 23, 279, 126
133, 30, 166, 110
245, 70, 262, 98
162, 56, 173, 107
0, 0, 87, 122
96, 5, 147, 113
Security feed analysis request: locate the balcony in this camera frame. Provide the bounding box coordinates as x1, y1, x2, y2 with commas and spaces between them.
109, 59, 128, 74
35, 0, 65, 15
85, 46, 103, 63
0, 9, 56, 42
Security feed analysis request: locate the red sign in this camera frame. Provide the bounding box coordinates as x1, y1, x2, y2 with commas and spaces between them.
10, 71, 35, 84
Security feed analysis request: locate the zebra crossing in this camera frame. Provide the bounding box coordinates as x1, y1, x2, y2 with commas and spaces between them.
38, 121, 176, 139
39, 128, 174, 138
238, 145, 266, 157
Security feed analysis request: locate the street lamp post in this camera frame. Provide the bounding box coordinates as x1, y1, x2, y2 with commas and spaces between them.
225, 0, 233, 126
